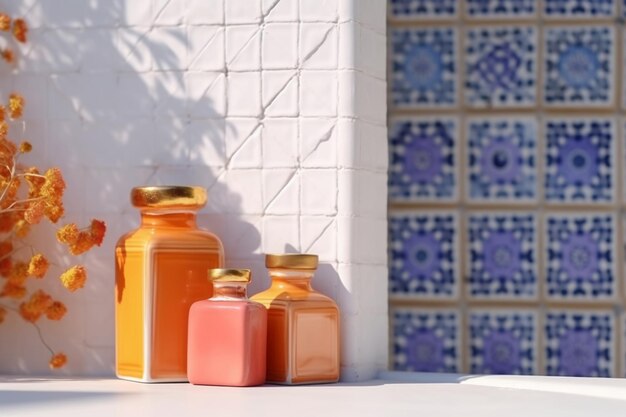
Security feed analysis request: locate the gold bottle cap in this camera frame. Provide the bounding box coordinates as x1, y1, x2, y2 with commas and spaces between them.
265, 254, 319, 270
131, 186, 207, 209
208, 268, 251, 283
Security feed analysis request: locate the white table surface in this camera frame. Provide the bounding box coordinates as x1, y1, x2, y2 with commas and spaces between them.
2, 371, 626, 416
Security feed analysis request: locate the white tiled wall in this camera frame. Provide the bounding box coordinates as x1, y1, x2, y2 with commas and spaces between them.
0, 0, 387, 381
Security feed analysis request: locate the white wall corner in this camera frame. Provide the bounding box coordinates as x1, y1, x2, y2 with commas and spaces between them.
336, 0, 388, 382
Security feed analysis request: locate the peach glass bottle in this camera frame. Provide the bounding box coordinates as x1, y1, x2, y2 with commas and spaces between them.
115, 186, 224, 383
251, 254, 340, 384
187, 269, 267, 386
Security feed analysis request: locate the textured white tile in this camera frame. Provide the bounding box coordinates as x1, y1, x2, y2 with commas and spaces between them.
226, 169, 263, 214
300, 169, 337, 214
339, 71, 385, 123
353, 0, 386, 32
152, 118, 186, 164
122, 0, 154, 26
154, 0, 185, 26
12, 75, 47, 119
186, 72, 226, 118
227, 72, 261, 117
262, 118, 299, 168
186, 0, 224, 25
82, 167, 156, 214
82, 29, 119, 72
115, 28, 153, 72
337, 118, 388, 174
301, 216, 336, 261
337, 216, 387, 264
116, 73, 157, 118
226, 0, 262, 24
226, 25, 261, 71
182, 119, 226, 166
300, 71, 337, 116
263, 23, 298, 69
187, 26, 225, 71
300, 0, 338, 21
25, 28, 84, 73
153, 72, 187, 117
225, 118, 262, 168
262, 70, 298, 116
152, 165, 224, 192
264, 0, 298, 22
200, 213, 263, 256
148, 27, 188, 71
262, 215, 300, 253
301, 23, 338, 69
338, 170, 387, 218
263, 169, 300, 214
300, 118, 337, 167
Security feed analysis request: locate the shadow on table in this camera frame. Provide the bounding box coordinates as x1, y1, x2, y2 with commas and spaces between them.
0, 390, 127, 409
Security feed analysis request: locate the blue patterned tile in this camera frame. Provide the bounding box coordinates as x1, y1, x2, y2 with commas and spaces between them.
544, 118, 616, 203
465, 26, 537, 107
545, 214, 616, 300
466, 0, 536, 18
543, 26, 615, 107
468, 213, 537, 299
392, 28, 457, 108
544, 0, 616, 17
545, 310, 615, 377
467, 117, 537, 202
469, 310, 537, 375
389, 117, 458, 202
393, 308, 460, 372
389, 212, 459, 299
390, 0, 458, 19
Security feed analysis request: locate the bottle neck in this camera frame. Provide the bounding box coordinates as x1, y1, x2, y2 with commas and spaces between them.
211, 282, 248, 300
268, 269, 315, 291
140, 210, 198, 228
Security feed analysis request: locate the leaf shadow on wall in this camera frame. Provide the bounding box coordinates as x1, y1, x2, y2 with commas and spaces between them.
0, 0, 261, 377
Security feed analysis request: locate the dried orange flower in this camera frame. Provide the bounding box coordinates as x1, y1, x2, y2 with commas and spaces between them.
0, 240, 12, 258
24, 200, 45, 224
90, 219, 106, 246
1, 48, 14, 63
8, 93, 24, 119
46, 301, 67, 321
0, 13, 10, 31
19, 141, 31, 153
8, 261, 28, 285
60, 265, 86, 292
1, 282, 25, 299
41, 168, 65, 223
49, 353, 67, 369
28, 254, 49, 278
0, 212, 16, 233
12, 18, 26, 43
0, 121, 7, 139
0, 306, 6, 324
57, 220, 106, 255
0, 258, 12, 277
19, 289, 52, 322
13, 219, 30, 238
56, 223, 79, 245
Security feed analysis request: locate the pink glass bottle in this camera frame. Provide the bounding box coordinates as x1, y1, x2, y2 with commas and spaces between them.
187, 269, 267, 386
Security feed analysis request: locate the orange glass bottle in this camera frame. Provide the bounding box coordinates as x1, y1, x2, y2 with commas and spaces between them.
251, 254, 340, 384
115, 186, 224, 383
187, 269, 267, 386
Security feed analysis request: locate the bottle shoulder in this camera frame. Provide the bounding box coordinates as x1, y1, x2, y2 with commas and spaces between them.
190, 299, 267, 313
116, 227, 224, 252
251, 287, 338, 307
